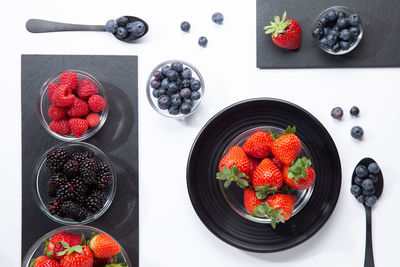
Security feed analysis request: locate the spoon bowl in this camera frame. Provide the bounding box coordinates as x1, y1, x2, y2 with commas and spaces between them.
117, 16, 149, 42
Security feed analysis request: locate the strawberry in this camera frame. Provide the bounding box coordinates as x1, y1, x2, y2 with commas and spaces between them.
271, 157, 284, 171
283, 156, 316, 190
247, 157, 261, 184
89, 233, 121, 259
216, 146, 250, 189
252, 158, 283, 199
77, 78, 98, 99
48, 104, 67, 121
45, 232, 82, 258
271, 126, 301, 166
59, 245, 93, 267
49, 119, 71, 136
47, 82, 59, 102
88, 95, 106, 112
254, 194, 296, 229
59, 71, 79, 92
67, 98, 89, 118
68, 118, 88, 137
30, 256, 60, 267
86, 113, 100, 128
242, 131, 274, 158
244, 188, 263, 214
51, 84, 76, 107
264, 11, 301, 50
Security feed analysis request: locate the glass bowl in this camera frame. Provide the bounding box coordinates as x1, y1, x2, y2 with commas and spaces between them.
37, 70, 109, 141
219, 126, 315, 224
22, 225, 131, 266
146, 60, 205, 118
315, 6, 363, 55
33, 142, 117, 225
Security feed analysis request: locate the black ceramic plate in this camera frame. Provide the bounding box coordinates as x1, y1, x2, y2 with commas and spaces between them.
187, 98, 341, 252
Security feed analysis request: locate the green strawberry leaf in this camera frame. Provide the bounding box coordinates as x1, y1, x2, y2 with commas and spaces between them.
224, 180, 232, 188
236, 178, 249, 189
264, 11, 292, 38
216, 165, 249, 189
287, 156, 311, 182
284, 125, 296, 135
255, 185, 277, 199
81, 233, 86, 246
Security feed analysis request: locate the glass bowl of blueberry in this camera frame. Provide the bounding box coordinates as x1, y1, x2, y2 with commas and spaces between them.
147, 60, 205, 118
312, 6, 363, 55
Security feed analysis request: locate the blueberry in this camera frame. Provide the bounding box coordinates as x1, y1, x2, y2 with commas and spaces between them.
151, 79, 161, 89
168, 83, 179, 94
312, 27, 323, 39
330, 29, 339, 38
368, 163, 380, 174
161, 78, 169, 89
180, 88, 192, 98
354, 176, 363, 186
319, 16, 329, 27
157, 95, 171, 110
331, 107, 343, 119
168, 106, 180, 115
190, 79, 201, 91
116, 17, 129, 27
153, 70, 163, 81
351, 126, 364, 140
126, 21, 146, 37
319, 37, 329, 49
158, 88, 166, 96
191, 91, 201, 100
212, 12, 224, 24
362, 179, 374, 191
369, 174, 379, 184
365, 195, 377, 207
350, 106, 360, 116
171, 93, 182, 108
198, 36, 208, 47
332, 42, 340, 52
181, 68, 192, 79
337, 17, 350, 29
326, 10, 337, 22
180, 102, 192, 114
357, 195, 365, 203
183, 98, 193, 107
350, 185, 361, 196
339, 29, 352, 41
181, 79, 190, 89
339, 41, 351, 50
349, 14, 361, 26
180, 21, 191, 32
166, 90, 173, 97
326, 34, 337, 46
349, 27, 361, 38
356, 165, 368, 178
166, 70, 179, 81
332, 25, 340, 32
116, 27, 128, 39
337, 11, 346, 18
175, 77, 182, 86
315, 21, 323, 29
161, 65, 171, 76
105, 20, 118, 33
171, 62, 184, 72
323, 27, 331, 36
363, 187, 376, 196
152, 89, 160, 98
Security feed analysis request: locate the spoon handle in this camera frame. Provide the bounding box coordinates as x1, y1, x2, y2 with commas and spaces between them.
364, 206, 374, 267
26, 19, 105, 33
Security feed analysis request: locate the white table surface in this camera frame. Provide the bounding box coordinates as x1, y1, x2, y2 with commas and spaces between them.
1, 0, 399, 266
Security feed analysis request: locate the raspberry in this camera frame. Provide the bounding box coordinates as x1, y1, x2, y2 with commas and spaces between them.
77, 78, 98, 99
48, 104, 67, 120
88, 95, 106, 112
49, 118, 71, 135
47, 82, 59, 101
51, 84, 76, 107
68, 118, 89, 137
59, 71, 79, 91
67, 98, 89, 118
86, 113, 100, 127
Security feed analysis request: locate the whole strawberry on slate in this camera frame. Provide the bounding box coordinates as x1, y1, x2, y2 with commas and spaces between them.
264, 11, 302, 50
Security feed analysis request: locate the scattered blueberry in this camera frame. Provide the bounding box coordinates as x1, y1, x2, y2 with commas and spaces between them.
190, 79, 201, 91
116, 16, 129, 27
212, 12, 224, 24
361, 179, 374, 190
364, 195, 377, 207
350, 106, 360, 116
191, 91, 201, 100
171, 94, 182, 108
368, 163, 380, 174
180, 102, 192, 114
126, 21, 145, 36
351, 126, 364, 140
116, 27, 128, 39
350, 185, 361, 196
339, 29, 352, 41
349, 14, 361, 26
153, 70, 163, 81
105, 20, 118, 33
181, 68, 192, 79
312, 28, 323, 39
354, 176, 363, 186
355, 165, 368, 178
161, 78, 170, 89
356, 195, 365, 203
326, 10, 337, 22
339, 41, 351, 50
151, 79, 161, 89
171, 62, 184, 72
168, 106, 180, 115
168, 83, 179, 94
331, 107, 343, 119
166, 70, 179, 81
158, 95, 171, 110
369, 174, 379, 184
180, 21, 191, 32
198, 36, 208, 47
180, 88, 192, 98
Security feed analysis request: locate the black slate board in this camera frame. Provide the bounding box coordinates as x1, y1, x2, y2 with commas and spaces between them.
257, 0, 400, 68
21, 55, 139, 266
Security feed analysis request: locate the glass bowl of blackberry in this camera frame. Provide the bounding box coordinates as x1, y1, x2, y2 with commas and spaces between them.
146, 60, 205, 118
37, 70, 109, 142
22, 225, 131, 266
32, 142, 117, 225
312, 6, 363, 55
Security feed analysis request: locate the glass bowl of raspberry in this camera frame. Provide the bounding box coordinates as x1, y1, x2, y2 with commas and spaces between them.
37, 70, 109, 142
22, 225, 131, 266
32, 142, 117, 225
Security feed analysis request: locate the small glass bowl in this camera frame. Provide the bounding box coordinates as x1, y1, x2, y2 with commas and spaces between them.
37, 70, 109, 141
22, 225, 131, 266
219, 126, 315, 224
33, 142, 117, 225
315, 6, 363, 55
146, 60, 205, 118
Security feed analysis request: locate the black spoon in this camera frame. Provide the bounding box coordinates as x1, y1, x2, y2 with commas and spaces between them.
26, 16, 149, 43
351, 158, 384, 267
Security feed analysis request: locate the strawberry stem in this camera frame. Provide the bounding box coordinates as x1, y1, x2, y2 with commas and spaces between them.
216, 166, 249, 189
264, 11, 291, 38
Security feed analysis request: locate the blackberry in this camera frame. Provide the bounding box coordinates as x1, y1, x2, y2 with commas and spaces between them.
47, 198, 64, 217
61, 201, 88, 222
70, 176, 89, 196
96, 162, 113, 189
46, 148, 70, 173
80, 158, 98, 185
71, 150, 94, 164
56, 184, 75, 201
64, 160, 80, 177
48, 173, 68, 197
86, 190, 107, 212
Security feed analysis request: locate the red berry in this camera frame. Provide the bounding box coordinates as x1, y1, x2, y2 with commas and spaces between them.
51, 84, 76, 107
88, 95, 106, 112
68, 118, 89, 137
52, 242, 66, 261
49, 119, 71, 135
47, 82, 59, 102
33, 255, 60, 267
86, 113, 100, 128
48, 104, 67, 120
67, 98, 89, 118
77, 78, 98, 99
59, 71, 79, 91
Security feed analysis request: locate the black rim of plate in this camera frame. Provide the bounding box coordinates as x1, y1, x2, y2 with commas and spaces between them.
186, 98, 341, 253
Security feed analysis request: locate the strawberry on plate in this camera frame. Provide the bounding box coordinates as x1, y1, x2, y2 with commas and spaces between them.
59, 245, 93, 267
242, 131, 274, 158
216, 146, 250, 189
271, 126, 301, 166
247, 157, 261, 184
244, 188, 263, 214
252, 158, 283, 199
283, 156, 316, 190
44, 232, 82, 259
264, 11, 301, 50
89, 233, 121, 259
30, 255, 60, 267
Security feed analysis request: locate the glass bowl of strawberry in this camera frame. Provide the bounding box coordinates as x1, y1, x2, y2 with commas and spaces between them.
32, 142, 117, 225
37, 70, 109, 141
22, 225, 131, 266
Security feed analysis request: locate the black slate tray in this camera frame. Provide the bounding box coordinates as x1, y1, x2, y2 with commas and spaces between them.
21, 55, 139, 266
257, 0, 400, 68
